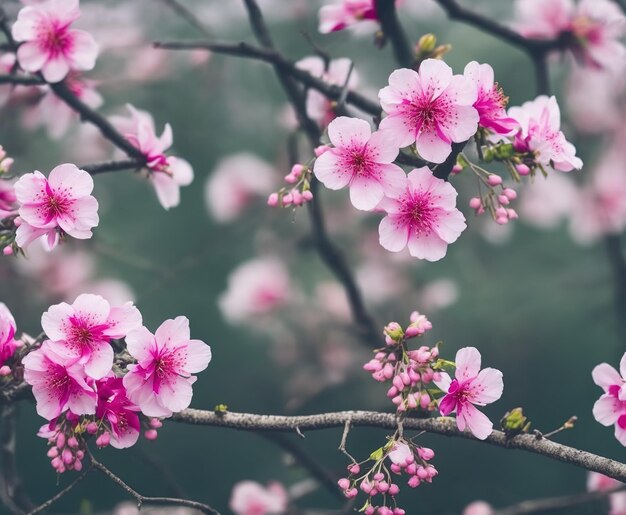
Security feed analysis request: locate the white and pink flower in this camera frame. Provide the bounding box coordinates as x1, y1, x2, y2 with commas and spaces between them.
435, 347, 503, 440
14, 163, 99, 250
377, 167, 466, 261
464, 61, 518, 135
41, 293, 142, 379
314, 117, 405, 210
111, 105, 193, 209
319, 0, 377, 33
229, 480, 288, 515
123, 316, 212, 418
378, 59, 478, 163
507, 95, 582, 172
592, 353, 626, 446
22, 341, 97, 420
12, 0, 99, 83
0, 303, 20, 369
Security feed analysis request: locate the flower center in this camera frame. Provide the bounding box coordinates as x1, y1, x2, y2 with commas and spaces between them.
400, 191, 434, 235
39, 22, 73, 57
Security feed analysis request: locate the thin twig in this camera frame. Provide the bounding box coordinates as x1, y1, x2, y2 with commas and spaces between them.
0, 405, 33, 514
172, 409, 626, 483
160, 0, 212, 38
0, 75, 44, 86
26, 466, 92, 515
80, 159, 143, 176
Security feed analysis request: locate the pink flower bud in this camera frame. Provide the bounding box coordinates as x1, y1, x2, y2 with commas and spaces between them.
149, 418, 163, 429
314, 145, 330, 157
0, 365, 11, 376
498, 195, 509, 205
284, 173, 297, 184
282, 193, 293, 205
348, 463, 360, 474
62, 449, 73, 465
495, 216, 509, 225
67, 437, 79, 448
407, 475, 420, 488
452, 164, 463, 174
378, 481, 389, 493
346, 488, 358, 498
96, 432, 110, 448
86, 422, 98, 434
73, 459, 83, 471
302, 190, 313, 201
56, 434, 66, 449
420, 393, 430, 409
291, 164, 305, 178
393, 508, 406, 515
144, 429, 158, 440
13, 217, 21, 227
2, 247, 12, 256
418, 447, 435, 460
516, 163, 530, 176
373, 472, 384, 481
389, 484, 400, 495
360, 480, 372, 494
507, 208, 518, 219
469, 197, 482, 210
503, 188, 517, 200
338, 478, 350, 490
390, 464, 402, 474
487, 174, 503, 186
267, 193, 279, 207
47, 447, 59, 458
416, 466, 429, 479
382, 363, 394, 379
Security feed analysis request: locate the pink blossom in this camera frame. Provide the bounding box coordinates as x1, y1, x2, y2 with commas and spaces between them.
204, 153, 275, 223
515, 0, 626, 72
587, 472, 626, 515
507, 95, 582, 172
22, 341, 97, 420
435, 347, 503, 440
518, 173, 578, 229
377, 167, 466, 261
592, 353, 626, 446
41, 293, 142, 379
0, 180, 18, 219
378, 59, 478, 164
123, 316, 212, 418
14, 163, 99, 251
218, 257, 291, 324
314, 117, 405, 210
295, 56, 358, 127
462, 501, 494, 515
318, 0, 377, 33
229, 481, 288, 515
463, 61, 518, 134
111, 105, 193, 209
0, 303, 20, 367
95, 376, 141, 449
11, 0, 98, 83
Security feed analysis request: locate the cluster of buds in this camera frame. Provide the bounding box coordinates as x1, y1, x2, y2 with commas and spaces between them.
468, 173, 519, 225
267, 163, 313, 208
364, 312, 440, 412
414, 33, 451, 64
39, 413, 86, 473
338, 438, 438, 514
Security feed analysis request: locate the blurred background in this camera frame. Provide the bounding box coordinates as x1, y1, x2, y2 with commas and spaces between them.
0, 0, 625, 513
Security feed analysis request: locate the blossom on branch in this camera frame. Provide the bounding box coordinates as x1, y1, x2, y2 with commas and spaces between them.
592, 353, 626, 446
12, 0, 99, 83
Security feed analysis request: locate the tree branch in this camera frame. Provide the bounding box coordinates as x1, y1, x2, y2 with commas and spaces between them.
0, 75, 44, 86
375, 0, 414, 68
80, 159, 143, 176
172, 409, 626, 483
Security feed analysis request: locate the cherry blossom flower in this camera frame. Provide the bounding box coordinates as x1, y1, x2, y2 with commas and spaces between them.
588, 472, 626, 515
592, 353, 626, 446
11, 0, 99, 83
377, 167, 466, 261
463, 61, 518, 134
41, 293, 142, 379
95, 376, 141, 449
518, 173, 578, 230
319, 0, 377, 33
204, 153, 275, 223
515, 0, 626, 72
507, 95, 583, 172
0, 180, 18, 219
218, 257, 292, 324
123, 316, 212, 418
22, 341, 97, 420
295, 56, 358, 127
435, 347, 503, 440
463, 501, 494, 515
0, 303, 20, 368
14, 163, 99, 251
229, 481, 288, 515
111, 105, 193, 209
314, 117, 405, 210
378, 59, 478, 164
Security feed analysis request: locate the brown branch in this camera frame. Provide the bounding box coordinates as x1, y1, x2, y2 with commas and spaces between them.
0, 382, 31, 406
160, 0, 212, 38
0, 75, 44, 86
494, 485, 626, 515
172, 409, 626, 483
26, 467, 92, 515
375, 0, 414, 68
80, 159, 143, 176
90, 457, 220, 514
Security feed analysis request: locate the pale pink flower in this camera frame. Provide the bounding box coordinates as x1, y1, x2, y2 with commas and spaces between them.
204, 153, 275, 223
463, 501, 494, 515
218, 257, 291, 324
378, 59, 478, 164
229, 481, 288, 515
388, 441, 412, 465
588, 472, 626, 515
41, 293, 142, 379
95, 376, 141, 449
295, 56, 358, 127
22, 341, 97, 420
419, 278, 459, 312
0, 180, 18, 219
12, 0, 98, 83
377, 167, 466, 261
14, 163, 99, 250
123, 316, 212, 418
508, 95, 582, 172
435, 347, 503, 440
111, 105, 193, 209
0, 303, 20, 367
518, 173, 579, 230
319, 0, 377, 33
592, 353, 626, 446
515, 0, 574, 39
463, 61, 518, 134
313, 117, 405, 210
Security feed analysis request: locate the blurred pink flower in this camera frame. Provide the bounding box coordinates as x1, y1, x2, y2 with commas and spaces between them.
378, 167, 466, 262
229, 480, 288, 515
0, 303, 20, 367
205, 153, 275, 223
592, 353, 626, 446
518, 173, 578, 229
463, 501, 494, 515
218, 257, 291, 324
319, 0, 377, 33
14, 163, 99, 250
314, 116, 405, 210
379, 60, 478, 163
435, 347, 503, 440
12, 0, 98, 83
588, 472, 626, 515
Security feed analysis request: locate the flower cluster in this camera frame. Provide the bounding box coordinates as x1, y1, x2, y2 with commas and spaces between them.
19, 294, 212, 472
338, 437, 437, 515
267, 163, 314, 208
